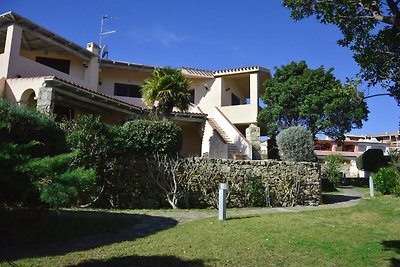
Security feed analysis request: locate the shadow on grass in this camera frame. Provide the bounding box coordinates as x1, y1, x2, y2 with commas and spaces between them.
382, 240, 400, 267
66, 255, 204, 267
0, 210, 178, 263
321, 194, 361, 204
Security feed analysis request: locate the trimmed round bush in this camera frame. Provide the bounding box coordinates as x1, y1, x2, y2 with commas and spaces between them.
356, 149, 387, 173
276, 126, 315, 162
122, 119, 183, 155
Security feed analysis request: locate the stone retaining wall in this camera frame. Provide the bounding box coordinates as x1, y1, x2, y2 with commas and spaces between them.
190, 158, 322, 207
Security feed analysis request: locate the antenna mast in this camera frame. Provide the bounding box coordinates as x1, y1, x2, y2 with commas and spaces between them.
99, 15, 119, 59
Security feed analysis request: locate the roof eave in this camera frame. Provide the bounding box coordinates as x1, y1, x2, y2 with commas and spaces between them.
0, 11, 95, 60
43, 77, 143, 114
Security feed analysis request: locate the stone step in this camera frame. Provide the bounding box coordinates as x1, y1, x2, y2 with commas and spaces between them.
208, 118, 232, 143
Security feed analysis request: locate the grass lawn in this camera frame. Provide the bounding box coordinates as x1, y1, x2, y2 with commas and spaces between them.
3, 195, 400, 267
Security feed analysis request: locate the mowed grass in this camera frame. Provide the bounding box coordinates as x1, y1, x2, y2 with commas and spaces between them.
0, 210, 139, 249
5, 195, 400, 267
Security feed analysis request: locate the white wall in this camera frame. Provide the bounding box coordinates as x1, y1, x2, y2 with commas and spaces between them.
4, 77, 46, 103
98, 68, 151, 108
201, 120, 228, 158
213, 107, 251, 159
20, 50, 86, 80
219, 104, 257, 124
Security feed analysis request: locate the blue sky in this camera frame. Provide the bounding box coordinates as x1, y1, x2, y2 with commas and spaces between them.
2, 0, 399, 135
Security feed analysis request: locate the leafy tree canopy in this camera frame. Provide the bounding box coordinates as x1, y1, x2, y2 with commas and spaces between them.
141, 67, 191, 118
258, 61, 369, 140
283, 0, 400, 103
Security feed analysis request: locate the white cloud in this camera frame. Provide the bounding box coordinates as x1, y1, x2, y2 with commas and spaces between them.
126, 26, 187, 47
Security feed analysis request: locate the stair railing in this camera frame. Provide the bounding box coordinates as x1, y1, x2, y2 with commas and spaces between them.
213, 107, 252, 159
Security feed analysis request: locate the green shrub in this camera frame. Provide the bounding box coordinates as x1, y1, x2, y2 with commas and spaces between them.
38, 168, 96, 209
0, 100, 67, 157
62, 116, 183, 208
122, 119, 183, 155
0, 100, 68, 208
373, 166, 400, 196
245, 173, 266, 207
356, 149, 387, 173
64, 115, 117, 170
18, 152, 96, 209
324, 154, 345, 187
276, 126, 316, 162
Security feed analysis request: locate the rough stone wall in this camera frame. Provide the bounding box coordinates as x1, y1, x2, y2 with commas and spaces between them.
93, 158, 322, 209
190, 158, 322, 207
36, 86, 54, 115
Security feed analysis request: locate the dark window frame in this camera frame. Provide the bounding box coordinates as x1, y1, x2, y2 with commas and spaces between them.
36, 56, 71, 74
114, 83, 142, 97
190, 89, 195, 103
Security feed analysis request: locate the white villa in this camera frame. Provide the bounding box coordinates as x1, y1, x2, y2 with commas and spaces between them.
0, 12, 270, 159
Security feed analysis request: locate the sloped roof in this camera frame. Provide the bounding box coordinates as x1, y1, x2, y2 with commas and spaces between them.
0, 11, 94, 60
42, 76, 144, 112
181, 67, 215, 78
100, 59, 155, 72
213, 66, 269, 76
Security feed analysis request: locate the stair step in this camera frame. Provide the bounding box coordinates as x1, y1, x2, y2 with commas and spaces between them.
208, 118, 245, 159
208, 118, 233, 143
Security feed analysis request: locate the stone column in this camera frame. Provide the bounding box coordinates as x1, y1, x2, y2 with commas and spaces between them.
36, 86, 55, 115
246, 124, 261, 160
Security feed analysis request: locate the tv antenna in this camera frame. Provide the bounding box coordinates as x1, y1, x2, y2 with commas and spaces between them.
99, 15, 119, 59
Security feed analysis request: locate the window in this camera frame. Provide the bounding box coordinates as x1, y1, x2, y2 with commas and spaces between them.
231, 93, 240, 105
36, 57, 70, 74
114, 83, 142, 97
190, 89, 195, 103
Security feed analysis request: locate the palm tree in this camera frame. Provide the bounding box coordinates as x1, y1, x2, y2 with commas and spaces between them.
141, 67, 191, 118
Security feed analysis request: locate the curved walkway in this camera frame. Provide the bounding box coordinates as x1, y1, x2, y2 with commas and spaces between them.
2, 187, 364, 262
137, 186, 364, 223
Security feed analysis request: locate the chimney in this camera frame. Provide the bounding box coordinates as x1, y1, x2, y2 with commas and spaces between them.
86, 42, 100, 56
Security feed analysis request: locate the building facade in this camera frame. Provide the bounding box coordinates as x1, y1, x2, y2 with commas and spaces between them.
0, 11, 270, 159
314, 135, 391, 177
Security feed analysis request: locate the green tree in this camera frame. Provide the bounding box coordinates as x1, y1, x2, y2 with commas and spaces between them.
283, 0, 400, 103
258, 61, 369, 140
141, 67, 191, 118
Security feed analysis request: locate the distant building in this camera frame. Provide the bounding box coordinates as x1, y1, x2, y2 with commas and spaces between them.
368, 131, 400, 152
315, 135, 390, 178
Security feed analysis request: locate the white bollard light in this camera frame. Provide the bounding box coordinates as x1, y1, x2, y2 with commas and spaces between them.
369, 174, 374, 197
218, 183, 229, 221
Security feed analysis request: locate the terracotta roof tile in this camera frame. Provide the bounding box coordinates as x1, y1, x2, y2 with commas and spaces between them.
213, 66, 269, 75
42, 76, 143, 111
181, 67, 214, 78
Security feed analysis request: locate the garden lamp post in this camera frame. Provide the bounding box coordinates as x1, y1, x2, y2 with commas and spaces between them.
218, 183, 229, 221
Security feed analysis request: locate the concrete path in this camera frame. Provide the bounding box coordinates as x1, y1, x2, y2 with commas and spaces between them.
133, 186, 364, 223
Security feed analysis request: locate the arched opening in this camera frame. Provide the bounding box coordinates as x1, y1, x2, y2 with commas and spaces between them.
20, 89, 37, 109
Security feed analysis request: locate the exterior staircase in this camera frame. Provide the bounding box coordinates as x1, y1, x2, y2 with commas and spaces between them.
208, 118, 241, 159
